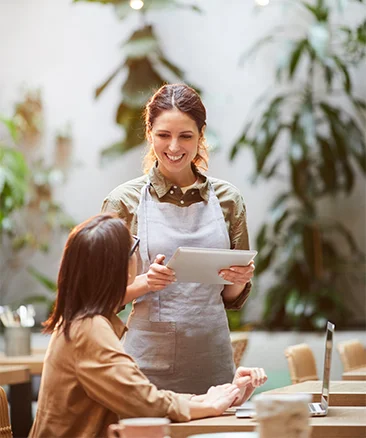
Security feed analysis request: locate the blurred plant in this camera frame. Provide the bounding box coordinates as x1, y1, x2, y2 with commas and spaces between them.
0, 90, 75, 308
231, 0, 366, 330
73, 0, 201, 163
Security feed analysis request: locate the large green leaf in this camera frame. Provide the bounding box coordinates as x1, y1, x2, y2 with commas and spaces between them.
350, 97, 366, 124
255, 247, 275, 275
346, 119, 366, 173
100, 113, 145, 163
0, 147, 28, 212
262, 159, 280, 179
158, 56, 184, 78
317, 136, 338, 193
229, 121, 254, 160
256, 224, 267, 252
333, 55, 352, 93
254, 128, 282, 174
122, 57, 164, 107
320, 103, 355, 193
302, 223, 317, 276
290, 158, 313, 211
0, 117, 18, 142
27, 266, 57, 292
302, 1, 329, 21
289, 39, 308, 79
95, 63, 124, 98
123, 26, 160, 59
115, 102, 142, 127
326, 221, 365, 258
274, 210, 290, 234
270, 192, 290, 212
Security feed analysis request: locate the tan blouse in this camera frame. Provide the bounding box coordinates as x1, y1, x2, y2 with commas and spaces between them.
29, 315, 191, 438
102, 164, 252, 309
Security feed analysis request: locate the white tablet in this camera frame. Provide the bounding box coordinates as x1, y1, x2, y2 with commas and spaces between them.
166, 247, 257, 285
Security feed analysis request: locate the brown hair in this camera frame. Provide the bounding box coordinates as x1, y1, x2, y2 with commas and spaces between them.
143, 83, 209, 173
43, 213, 131, 340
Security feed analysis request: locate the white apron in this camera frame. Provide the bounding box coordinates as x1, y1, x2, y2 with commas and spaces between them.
123, 180, 235, 394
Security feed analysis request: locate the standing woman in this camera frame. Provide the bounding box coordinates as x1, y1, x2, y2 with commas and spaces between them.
102, 84, 255, 394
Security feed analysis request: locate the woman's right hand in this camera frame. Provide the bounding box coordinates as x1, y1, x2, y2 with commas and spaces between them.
202, 384, 240, 416
144, 254, 176, 291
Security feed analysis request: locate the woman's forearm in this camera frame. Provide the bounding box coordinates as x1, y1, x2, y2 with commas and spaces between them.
188, 400, 217, 419
221, 283, 246, 304
122, 274, 149, 305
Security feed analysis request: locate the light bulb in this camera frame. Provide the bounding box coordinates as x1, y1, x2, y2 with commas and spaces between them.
255, 0, 270, 6
129, 0, 144, 10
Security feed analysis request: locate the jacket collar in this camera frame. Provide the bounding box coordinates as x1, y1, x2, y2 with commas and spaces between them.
110, 314, 128, 339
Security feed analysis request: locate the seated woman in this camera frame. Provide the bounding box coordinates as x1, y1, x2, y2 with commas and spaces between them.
30, 213, 267, 438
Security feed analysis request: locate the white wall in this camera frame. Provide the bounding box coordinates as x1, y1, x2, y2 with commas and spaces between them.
0, 0, 365, 321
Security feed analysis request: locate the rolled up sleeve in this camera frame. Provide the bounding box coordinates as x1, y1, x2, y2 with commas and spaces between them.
223, 198, 252, 310
223, 282, 252, 310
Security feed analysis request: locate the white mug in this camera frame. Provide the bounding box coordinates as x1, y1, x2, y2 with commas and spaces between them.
108, 418, 171, 438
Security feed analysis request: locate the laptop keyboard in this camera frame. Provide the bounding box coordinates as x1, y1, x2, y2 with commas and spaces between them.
308, 403, 324, 413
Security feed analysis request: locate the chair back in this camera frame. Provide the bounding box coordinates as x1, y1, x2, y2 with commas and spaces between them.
285, 343, 318, 384
337, 340, 366, 372
231, 333, 249, 368
0, 386, 12, 438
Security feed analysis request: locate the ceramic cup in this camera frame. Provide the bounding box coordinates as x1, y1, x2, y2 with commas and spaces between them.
254, 393, 312, 438
108, 418, 171, 438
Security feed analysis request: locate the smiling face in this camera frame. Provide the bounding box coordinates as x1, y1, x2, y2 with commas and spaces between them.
149, 108, 201, 186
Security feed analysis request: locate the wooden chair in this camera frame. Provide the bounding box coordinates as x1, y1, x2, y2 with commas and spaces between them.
337, 340, 366, 372
0, 386, 12, 438
285, 343, 318, 384
231, 333, 249, 368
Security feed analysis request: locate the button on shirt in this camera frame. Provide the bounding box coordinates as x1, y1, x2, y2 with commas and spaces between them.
102, 164, 252, 309
29, 315, 191, 438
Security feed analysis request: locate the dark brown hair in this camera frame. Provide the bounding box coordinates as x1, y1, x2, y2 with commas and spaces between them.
43, 213, 132, 340
143, 83, 209, 173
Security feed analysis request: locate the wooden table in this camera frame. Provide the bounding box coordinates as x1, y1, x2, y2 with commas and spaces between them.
170, 407, 366, 438
0, 352, 45, 375
0, 364, 30, 386
343, 366, 366, 381
263, 380, 366, 406
0, 365, 32, 438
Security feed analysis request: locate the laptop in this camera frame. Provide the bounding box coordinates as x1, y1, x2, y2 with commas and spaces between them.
235, 321, 335, 419
308, 321, 335, 416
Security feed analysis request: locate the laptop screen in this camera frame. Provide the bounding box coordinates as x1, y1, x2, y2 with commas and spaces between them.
321, 321, 335, 409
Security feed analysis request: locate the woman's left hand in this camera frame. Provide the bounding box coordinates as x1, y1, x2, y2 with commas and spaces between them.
231, 366, 267, 406
219, 261, 255, 285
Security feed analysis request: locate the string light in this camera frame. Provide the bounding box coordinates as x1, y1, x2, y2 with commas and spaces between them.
255, 0, 270, 6
129, 0, 144, 10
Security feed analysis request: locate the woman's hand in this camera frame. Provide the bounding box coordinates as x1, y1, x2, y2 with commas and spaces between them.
231, 367, 267, 406
144, 254, 176, 292
219, 261, 255, 286
202, 384, 241, 416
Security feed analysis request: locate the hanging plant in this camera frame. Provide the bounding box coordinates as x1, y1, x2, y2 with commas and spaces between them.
74, 0, 201, 163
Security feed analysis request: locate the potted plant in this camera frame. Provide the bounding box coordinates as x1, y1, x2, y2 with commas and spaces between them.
231, 0, 366, 330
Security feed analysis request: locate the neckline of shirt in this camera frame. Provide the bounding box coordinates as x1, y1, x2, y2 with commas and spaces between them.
180, 178, 199, 193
